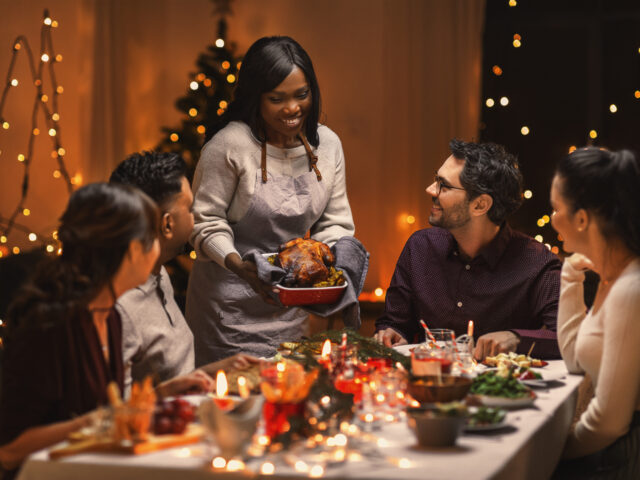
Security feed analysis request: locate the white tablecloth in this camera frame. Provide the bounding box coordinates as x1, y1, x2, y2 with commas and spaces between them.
17, 360, 582, 480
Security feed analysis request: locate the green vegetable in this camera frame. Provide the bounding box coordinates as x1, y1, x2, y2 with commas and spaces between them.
470, 371, 530, 398
468, 406, 506, 426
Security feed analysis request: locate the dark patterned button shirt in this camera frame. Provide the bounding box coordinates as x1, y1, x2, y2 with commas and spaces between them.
375, 224, 562, 359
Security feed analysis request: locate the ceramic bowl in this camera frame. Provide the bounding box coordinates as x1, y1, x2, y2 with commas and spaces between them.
407, 375, 472, 404
406, 405, 468, 447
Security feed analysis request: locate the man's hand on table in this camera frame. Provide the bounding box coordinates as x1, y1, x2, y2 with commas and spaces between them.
374, 328, 408, 347
473, 330, 520, 361
155, 369, 215, 398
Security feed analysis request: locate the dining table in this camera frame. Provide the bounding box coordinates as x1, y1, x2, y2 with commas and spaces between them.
16, 358, 583, 480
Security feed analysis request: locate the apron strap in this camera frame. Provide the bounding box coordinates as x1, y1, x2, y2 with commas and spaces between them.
261, 142, 268, 183
260, 134, 323, 183
299, 133, 322, 181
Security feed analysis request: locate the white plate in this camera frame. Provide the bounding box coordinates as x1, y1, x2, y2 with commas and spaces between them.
519, 370, 566, 387
464, 418, 509, 432
475, 391, 536, 408
392, 344, 416, 356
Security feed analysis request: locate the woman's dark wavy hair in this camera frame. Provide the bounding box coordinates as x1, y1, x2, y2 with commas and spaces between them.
207, 36, 322, 146
555, 147, 640, 256
451, 139, 524, 225
6, 182, 159, 334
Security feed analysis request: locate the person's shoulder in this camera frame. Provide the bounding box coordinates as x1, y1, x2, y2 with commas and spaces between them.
202, 121, 257, 154
507, 227, 560, 264
317, 124, 340, 145
116, 281, 154, 318
405, 227, 451, 251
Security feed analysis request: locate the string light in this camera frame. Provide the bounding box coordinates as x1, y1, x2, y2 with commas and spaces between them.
569, 145, 577, 153
509, 0, 517, 6
203, 78, 212, 87
500, 96, 509, 106
520, 126, 530, 135
535, 235, 543, 242
215, 38, 225, 48
486, 98, 495, 107
589, 129, 598, 139
226, 74, 236, 83
189, 250, 197, 259
406, 215, 415, 224
189, 81, 198, 90
188, 108, 198, 117
170, 133, 179, 142
219, 100, 228, 108
0, 9, 73, 254
221, 61, 230, 69
492, 65, 503, 76
609, 104, 617, 113
635, 90, 640, 99
524, 190, 532, 199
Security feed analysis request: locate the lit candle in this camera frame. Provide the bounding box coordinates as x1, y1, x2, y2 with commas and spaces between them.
319, 339, 332, 370
467, 320, 474, 338
237, 375, 249, 399
213, 370, 233, 411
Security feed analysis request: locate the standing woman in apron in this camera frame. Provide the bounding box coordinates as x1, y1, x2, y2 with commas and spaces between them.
186, 36, 355, 364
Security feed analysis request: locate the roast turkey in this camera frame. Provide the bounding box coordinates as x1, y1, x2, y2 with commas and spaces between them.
277, 237, 335, 287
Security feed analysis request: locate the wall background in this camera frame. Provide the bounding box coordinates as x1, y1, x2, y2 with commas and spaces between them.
0, 0, 484, 292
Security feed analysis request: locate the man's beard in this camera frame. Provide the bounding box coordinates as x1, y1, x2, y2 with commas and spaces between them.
428, 199, 471, 230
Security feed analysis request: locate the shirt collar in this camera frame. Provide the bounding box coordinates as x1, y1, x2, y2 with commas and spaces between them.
446, 223, 513, 269
135, 266, 166, 295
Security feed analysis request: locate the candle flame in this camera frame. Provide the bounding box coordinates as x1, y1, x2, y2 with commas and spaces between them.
321, 339, 332, 358
216, 370, 228, 397
238, 375, 249, 398
276, 362, 286, 373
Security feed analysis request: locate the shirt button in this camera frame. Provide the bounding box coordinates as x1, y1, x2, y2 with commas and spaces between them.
465, 264, 471, 270
457, 301, 463, 307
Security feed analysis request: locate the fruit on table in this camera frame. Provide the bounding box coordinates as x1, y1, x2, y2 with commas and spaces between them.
153, 398, 195, 435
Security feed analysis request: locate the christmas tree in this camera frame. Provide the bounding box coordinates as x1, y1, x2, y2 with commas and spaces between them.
155, 0, 242, 169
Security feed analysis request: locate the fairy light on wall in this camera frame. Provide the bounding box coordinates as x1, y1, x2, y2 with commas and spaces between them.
0, 9, 73, 255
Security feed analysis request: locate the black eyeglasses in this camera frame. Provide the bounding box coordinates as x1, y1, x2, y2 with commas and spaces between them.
434, 174, 466, 195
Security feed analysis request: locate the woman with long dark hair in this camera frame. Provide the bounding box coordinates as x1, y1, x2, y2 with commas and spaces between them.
187, 36, 355, 362
550, 147, 640, 478
0, 183, 160, 473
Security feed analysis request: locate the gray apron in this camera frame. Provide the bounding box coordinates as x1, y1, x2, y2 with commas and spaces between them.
186, 143, 328, 364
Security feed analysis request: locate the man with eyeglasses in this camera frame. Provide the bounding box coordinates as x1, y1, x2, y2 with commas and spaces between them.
374, 139, 562, 360
110, 152, 257, 397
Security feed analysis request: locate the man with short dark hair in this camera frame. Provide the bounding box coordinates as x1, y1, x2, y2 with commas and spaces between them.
374, 139, 561, 359
110, 152, 255, 396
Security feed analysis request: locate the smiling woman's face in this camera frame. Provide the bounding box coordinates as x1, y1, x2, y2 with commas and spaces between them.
259, 65, 312, 148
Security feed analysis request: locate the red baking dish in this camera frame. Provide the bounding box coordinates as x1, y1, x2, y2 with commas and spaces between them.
276, 281, 348, 306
